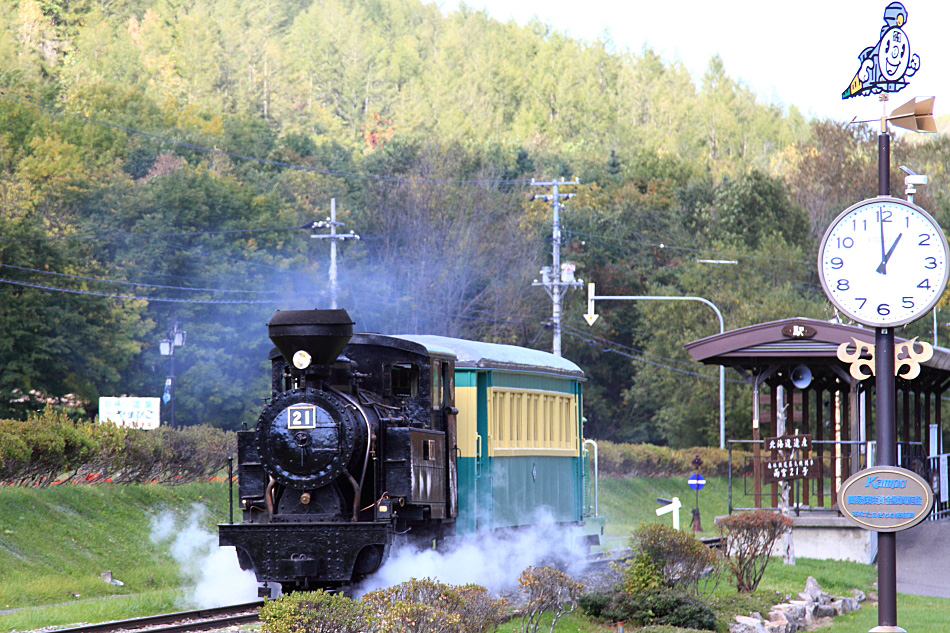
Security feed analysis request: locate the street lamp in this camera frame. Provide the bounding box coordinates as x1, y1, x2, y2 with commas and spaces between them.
159, 322, 186, 428
585, 285, 727, 449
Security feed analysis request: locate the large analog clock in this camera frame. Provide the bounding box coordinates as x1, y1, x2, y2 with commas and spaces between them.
818, 196, 950, 327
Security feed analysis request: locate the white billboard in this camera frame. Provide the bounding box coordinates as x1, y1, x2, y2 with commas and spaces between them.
99, 397, 161, 430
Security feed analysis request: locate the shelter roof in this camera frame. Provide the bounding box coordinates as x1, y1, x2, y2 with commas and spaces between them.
685, 317, 950, 391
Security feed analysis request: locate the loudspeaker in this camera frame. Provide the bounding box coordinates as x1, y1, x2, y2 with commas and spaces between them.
791, 365, 812, 389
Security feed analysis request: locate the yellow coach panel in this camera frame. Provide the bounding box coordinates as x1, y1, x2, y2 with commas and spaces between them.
455, 384, 478, 459
487, 387, 579, 457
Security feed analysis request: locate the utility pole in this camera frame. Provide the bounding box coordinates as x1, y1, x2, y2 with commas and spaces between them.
307, 198, 360, 309
531, 178, 582, 356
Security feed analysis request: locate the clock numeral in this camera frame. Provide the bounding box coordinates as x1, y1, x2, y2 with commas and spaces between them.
903, 297, 915, 310
920, 234, 932, 246
852, 219, 867, 231
836, 279, 849, 291
837, 237, 854, 249
919, 279, 931, 289
856, 298, 867, 309
877, 209, 893, 222
925, 257, 937, 270
830, 257, 844, 270
877, 303, 890, 316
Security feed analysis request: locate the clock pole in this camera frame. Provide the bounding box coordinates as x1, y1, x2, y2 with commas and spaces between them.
872, 104, 901, 633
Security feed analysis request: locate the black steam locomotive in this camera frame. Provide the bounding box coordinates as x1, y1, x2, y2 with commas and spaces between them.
219, 308, 601, 596
218, 309, 457, 594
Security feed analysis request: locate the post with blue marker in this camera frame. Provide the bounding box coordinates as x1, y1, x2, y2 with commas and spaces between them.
688, 454, 706, 532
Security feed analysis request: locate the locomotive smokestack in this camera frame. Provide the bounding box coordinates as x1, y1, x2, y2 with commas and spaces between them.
267, 309, 354, 367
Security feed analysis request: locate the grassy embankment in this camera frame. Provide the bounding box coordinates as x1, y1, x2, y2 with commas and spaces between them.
0, 477, 947, 632
0, 481, 233, 631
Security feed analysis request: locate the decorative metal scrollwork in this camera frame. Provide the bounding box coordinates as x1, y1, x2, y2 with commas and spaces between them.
895, 337, 933, 379
835, 337, 933, 381
837, 338, 876, 380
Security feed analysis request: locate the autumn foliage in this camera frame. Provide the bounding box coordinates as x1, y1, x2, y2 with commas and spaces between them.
718, 510, 793, 592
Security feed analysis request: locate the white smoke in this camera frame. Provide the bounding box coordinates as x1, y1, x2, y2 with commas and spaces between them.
356, 510, 589, 597
150, 504, 259, 608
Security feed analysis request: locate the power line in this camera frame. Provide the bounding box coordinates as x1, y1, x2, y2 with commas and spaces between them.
0, 277, 280, 304
0, 263, 277, 294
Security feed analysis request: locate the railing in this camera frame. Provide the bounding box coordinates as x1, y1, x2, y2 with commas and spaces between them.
927, 452, 950, 521
727, 440, 947, 521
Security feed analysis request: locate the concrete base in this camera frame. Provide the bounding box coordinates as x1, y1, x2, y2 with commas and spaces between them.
788, 512, 878, 564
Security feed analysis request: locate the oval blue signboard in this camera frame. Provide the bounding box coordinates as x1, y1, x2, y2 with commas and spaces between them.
688, 474, 706, 490
837, 465, 934, 532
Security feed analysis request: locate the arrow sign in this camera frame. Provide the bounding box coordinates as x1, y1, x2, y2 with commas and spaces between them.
688, 474, 706, 490
584, 282, 598, 325
655, 496, 682, 530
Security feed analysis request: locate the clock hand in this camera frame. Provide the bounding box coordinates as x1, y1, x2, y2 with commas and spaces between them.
875, 232, 903, 274
879, 208, 887, 265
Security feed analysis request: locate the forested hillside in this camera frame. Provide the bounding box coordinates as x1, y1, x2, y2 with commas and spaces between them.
3, 0, 950, 446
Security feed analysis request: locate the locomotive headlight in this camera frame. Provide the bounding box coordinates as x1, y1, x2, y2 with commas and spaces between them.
292, 350, 312, 369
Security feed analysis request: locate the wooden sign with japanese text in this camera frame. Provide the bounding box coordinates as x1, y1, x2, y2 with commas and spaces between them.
763, 434, 817, 484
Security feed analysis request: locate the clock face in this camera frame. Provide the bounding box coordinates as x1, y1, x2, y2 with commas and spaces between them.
818, 197, 950, 327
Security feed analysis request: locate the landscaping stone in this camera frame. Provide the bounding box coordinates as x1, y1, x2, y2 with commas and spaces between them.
730, 577, 862, 633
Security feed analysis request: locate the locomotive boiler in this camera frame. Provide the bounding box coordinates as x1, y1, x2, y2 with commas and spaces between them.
219, 307, 603, 597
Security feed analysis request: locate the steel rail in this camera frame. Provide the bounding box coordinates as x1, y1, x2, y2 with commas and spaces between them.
49, 601, 264, 633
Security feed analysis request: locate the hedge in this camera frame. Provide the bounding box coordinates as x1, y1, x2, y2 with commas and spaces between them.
597, 441, 752, 478
0, 407, 236, 486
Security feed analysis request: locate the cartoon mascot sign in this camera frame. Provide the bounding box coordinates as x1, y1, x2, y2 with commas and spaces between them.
843, 2, 920, 98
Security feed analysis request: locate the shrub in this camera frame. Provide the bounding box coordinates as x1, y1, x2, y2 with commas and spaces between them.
580, 589, 716, 631
361, 578, 507, 633
630, 522, 721, 597
518, 566, 582, 633
372, 600, 461, 633
618, 553, 663, 595
260, 590, 372, 633
718, 509, 793, 592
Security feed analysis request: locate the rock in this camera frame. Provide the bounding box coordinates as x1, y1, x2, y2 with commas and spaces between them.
787, 599, 813, 623
852, 588, 867, 603
803, 576, 822, 601
764, 610, 790, 633
840, 596, 860, 613
732, 615, 768, 633
815, 604, 838, 618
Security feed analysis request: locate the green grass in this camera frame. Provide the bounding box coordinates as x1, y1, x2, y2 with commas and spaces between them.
0, 589, 183, 632
0, 481, 234, 631
1, 476, 948, 632
598, 475, 751, 543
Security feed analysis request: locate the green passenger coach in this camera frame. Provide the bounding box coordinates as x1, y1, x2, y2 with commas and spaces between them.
396, 335, 604, 547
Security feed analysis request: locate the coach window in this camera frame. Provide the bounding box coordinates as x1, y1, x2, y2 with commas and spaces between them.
391, 364, 417, 397
431, 360, 443, 409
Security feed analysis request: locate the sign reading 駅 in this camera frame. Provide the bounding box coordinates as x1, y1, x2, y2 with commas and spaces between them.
763, 434, 817, 484
99, 397, 160, 430
838, 465, 934, 532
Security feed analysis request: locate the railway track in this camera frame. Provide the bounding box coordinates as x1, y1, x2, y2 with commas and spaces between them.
51, 601, 264, 633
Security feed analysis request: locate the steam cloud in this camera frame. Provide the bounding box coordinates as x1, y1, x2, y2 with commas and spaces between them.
357, 510, 589, 596
150, 505, 258, 608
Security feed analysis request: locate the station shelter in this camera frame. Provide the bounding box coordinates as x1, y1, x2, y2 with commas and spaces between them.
685, 317, 950, 544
